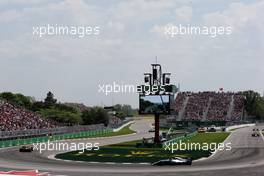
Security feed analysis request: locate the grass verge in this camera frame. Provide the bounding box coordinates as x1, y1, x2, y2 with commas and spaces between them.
91, 123, 136, 138
56, 132, 230, 163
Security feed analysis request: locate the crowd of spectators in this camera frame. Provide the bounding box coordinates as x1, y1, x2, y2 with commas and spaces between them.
184, 92, 211, 120
0, 102, 57, 132
108, 116, 122, 128
175, 91, 244, 121
175, 92, 188, 114
231, 93, 244, 120
207, 93, 232, 121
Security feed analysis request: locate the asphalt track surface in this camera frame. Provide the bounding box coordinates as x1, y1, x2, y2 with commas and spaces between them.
0, 119, 264, 176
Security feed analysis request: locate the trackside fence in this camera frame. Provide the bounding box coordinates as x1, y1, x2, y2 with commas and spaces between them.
0, 128, 113, 149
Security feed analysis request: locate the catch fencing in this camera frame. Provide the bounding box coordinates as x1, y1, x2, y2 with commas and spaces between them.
0, 128, 113, 148
0, 124, 106, 140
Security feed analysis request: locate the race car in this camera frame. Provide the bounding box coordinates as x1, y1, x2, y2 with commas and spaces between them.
207, 127, 216, 132
148, 128, 155, 132
252, 132, 260, 137
197, 127, 206, 133
151, 157, 192, 166
19, 145, 33, 152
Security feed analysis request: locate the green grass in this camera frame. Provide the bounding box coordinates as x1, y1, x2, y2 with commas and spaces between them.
51, 123, 135, 140
56, 132, 230, 163
89, 124, 136, 138
185, 132, 230, 144
101, 124, 136, 137
56, 147, 209, 163
109, 140, 141, 147
0, 124, 135, 149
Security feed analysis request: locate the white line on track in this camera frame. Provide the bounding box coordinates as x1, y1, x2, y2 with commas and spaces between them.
259, 130, 264, 141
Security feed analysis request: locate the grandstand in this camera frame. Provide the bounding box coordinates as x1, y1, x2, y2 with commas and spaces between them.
0, 100, 123, 140
0, 101, 57, 132
174, 91, 244, 122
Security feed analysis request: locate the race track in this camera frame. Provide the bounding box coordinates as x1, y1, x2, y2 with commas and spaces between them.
0, 119, 264, 176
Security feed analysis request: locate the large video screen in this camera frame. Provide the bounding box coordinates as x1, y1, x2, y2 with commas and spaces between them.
139, 95, 170, 114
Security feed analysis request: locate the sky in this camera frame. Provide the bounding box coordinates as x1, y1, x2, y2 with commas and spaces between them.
0, 0, 263, 108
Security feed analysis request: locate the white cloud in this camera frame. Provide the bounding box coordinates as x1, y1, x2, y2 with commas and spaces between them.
175, 6, 193, 22
0, 0, 263, 106
0, 0, 44, 5
0, 9, 21, 23
107, 21, 125, 32
109, 0, 175, 22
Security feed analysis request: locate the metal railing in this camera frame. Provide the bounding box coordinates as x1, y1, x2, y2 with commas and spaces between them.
0, 124, 106, 140
0, 128, 113, 148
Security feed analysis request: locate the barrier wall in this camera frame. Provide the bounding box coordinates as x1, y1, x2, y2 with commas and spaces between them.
0, 128, 113, 148
225, 123, 255, 132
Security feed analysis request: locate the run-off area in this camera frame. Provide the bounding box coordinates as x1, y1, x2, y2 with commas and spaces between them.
56, 132, 230, 163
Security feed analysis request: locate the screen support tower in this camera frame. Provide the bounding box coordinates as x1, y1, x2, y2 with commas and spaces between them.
154, 113, 160, 144
151, 64, 162, 144
143, 63, 171, 144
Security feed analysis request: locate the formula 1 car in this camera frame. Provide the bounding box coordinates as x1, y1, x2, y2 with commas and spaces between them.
151, 157, 192, 166
197, 127, 206, 133
207, 127, 216, 132
19, 145, 33, 152
148, 128, 155, 132
252, 132, 260, 137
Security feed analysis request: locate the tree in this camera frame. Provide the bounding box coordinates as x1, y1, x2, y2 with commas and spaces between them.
0, 92, 33, 108
255, 98, 264, 119
38, 108, 82, 125
44, 91, 57, 106
15, 93, 32, 108
112, 104, 135, 119
116, 111, 126, 119
95, 107, 109, 126
82, 107, 109, 126
122, 104, 134, 116
114, 104, 122, 111
243, 90, 261, 116
0, 92, 16, 102
82, 108, 96, 125
243, 90, 264, 120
